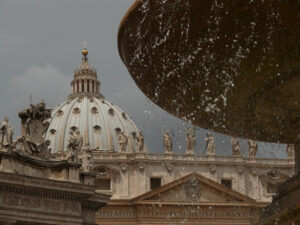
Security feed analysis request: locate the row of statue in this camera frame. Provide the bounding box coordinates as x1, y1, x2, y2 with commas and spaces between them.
0, 100, 295, 164
66, 128, 146, 170
163, 128, 295, 158
114, 128, 145, 153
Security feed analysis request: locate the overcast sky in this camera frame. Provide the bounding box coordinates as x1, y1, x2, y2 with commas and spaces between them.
0, 0, 286, 158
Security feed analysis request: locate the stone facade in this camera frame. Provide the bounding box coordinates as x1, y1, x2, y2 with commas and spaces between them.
0, 151, 111, 225
98, 173, 263, 225
93, 151, 294, 224
92, 152, 293, 202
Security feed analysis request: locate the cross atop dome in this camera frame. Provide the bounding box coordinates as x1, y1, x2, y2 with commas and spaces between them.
82, 40, 88, 49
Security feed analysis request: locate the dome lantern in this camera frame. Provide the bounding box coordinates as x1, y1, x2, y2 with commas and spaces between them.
69, 48, 103, 99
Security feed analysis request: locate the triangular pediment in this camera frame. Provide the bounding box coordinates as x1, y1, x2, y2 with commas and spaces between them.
133, 173, 256, 205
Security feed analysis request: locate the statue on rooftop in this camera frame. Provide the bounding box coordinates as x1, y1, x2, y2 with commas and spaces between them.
16, 101, 53, 159
132, 131, 145, 152
0, 117, 14, 151
81, 143, 93, 172
67, 129, 83, 163
19, 100, 51, 144
116, 129, 128, 152
38, 139, 52, 159
163, 131, 172, 153
231, 137, 241, 156
67, 130, 77, 162
205, 132, 216, 156
15, 136, 31, 155
186, 128, 196, 155
247, 139, 258, 157
75, 130, 83, 151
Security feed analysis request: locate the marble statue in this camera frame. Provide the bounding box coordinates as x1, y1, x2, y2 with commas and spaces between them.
132, 131, 144, 152
15, 136, 31, 155
117, 131, 128, 152
75, 130, 84, 151
0, 117, 14, 151
286, 144, 295, 159
15, 101, 53, 159
247, 140, 258, 157
163, 131, 172, 153
19, 100, 51, 144
186, 128, 196, 155
231, 137, 241, 156
205, 133, 215, 156
67, 129, 83, 163
38, 139, 52, 159
67, 130, 77, 162
15, 135, 52, 159
82, 143, 93, 172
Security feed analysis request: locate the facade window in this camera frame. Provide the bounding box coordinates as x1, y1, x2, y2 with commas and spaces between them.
221, 179, 232, 189
150, 177, 161, 190
95, 178, 111, 191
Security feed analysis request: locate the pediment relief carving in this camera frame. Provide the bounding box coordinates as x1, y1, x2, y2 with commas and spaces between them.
146, 181, 240, 203
133, 173, 255, 205
184, 178, 201, 202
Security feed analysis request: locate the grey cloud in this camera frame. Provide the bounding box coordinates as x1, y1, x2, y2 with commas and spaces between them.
0, 65, 70, 136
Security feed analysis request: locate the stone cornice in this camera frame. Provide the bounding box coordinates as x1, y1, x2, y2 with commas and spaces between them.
82, 201, 106, 210
104, 199, 266, 208
0, 172, 94, 200
0, 151, 81, 169
0, 171, 111, 212
0, 183, 88, 201
105, 199, 269, 208
92, 151, 294, 168
106, 199, 132, 206
83, 194, 112, 210
68, 92, 104, 100
134, 201, 261, 207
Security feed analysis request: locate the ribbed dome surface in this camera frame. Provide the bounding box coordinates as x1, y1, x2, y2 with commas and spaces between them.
45, 96, 140, 153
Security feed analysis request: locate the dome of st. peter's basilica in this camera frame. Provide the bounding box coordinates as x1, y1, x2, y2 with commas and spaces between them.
45, 49, 143, 153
